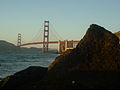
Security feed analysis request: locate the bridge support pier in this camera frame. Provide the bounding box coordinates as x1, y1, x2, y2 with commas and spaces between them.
58, 40, 65, 53
58, 40, 76, 54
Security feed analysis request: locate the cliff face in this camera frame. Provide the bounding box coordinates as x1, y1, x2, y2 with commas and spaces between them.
1, 24, 120, 90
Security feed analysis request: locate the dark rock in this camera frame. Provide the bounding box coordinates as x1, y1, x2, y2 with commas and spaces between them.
49, 24, 120, 71
1, 24, 120, 90
45, 24, 120, 89
0, 66, 47, 90
0, 78, 2, 81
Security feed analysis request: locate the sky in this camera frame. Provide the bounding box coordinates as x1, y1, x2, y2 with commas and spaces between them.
0, 0, 120, 46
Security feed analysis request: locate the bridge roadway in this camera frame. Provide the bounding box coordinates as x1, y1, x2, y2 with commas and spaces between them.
19, 40, 79, 53
19, 40, 79, 46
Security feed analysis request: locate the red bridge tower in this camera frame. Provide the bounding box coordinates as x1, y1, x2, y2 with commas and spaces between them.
43, 21, 49, 52
17, 33, 21, 47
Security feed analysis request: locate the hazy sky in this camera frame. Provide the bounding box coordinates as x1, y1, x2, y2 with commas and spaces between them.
0, 0, 120, 45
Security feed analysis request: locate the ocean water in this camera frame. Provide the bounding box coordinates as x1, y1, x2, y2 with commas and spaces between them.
0, 51, 58, 80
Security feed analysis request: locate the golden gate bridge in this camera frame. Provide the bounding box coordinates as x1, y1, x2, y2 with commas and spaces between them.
17, 21, 79, 53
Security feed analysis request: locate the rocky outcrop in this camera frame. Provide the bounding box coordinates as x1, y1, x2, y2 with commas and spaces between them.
49, 24, 120, 71
115, 31, 120, 43
0, 24, 120, 90
0, 66, 47, 90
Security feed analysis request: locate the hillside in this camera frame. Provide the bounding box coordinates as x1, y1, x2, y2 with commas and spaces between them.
0, 40, 42, 51
0, 40, 18, 51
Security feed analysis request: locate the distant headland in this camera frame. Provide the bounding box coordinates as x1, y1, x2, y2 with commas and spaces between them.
0, 40, 41, 51
0, 40, 57, 53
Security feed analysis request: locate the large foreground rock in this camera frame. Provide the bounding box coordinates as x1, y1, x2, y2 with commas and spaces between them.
48, 24, 120, 71
0, 66, 47, 90
0, 24, 120, 90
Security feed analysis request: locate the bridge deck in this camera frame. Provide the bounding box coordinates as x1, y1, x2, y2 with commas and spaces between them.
20, 40, 79, 46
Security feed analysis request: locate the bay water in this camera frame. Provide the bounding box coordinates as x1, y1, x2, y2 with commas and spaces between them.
0, 51, 58, 80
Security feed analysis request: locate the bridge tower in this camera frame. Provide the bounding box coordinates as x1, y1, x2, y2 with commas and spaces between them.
17, 33, 21, 47
43, 21, 49, 52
